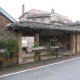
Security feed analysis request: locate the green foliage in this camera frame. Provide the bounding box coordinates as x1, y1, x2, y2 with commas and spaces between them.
33, 43, 39, 47
50, 37, 57, 42
5, 38, 19, 52
2, 49, 10, 58
0, 40, 5, 49
43, 42, 50, 49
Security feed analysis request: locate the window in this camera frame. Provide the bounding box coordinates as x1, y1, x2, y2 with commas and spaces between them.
32, 19, 36, 22
41, 18, 45, 23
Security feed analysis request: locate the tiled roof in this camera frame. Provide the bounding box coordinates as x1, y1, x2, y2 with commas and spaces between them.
27, 9, 50, 14
27, 13, 51, 18
6, 21, 80, 33
61, 15, 71, 21
68, 22, 80, 26
18, 9, 50, 19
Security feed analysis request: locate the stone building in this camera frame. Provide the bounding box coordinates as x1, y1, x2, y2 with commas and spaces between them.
0, 7, 18, 67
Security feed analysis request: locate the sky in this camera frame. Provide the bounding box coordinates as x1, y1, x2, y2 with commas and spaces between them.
0, 0, 80, 22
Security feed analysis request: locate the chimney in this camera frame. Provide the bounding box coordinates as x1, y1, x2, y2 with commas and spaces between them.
22, 4, 25, 14
51, 8, 54, 14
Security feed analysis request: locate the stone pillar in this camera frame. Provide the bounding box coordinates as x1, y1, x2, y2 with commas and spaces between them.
34, 51, 40, 61
34, 34, 39, 61
18, 33, 22, 64
34, 34, 39, 44
76, 34, 80, 53
71, 34, 76, 54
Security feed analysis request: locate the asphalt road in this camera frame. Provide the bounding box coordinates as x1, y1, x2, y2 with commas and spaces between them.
0, 57, 80, 80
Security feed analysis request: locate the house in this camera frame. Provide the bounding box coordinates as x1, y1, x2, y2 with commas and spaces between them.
19, 8, 51, 23
18, 4, 73, 24
0, 7, 18, 67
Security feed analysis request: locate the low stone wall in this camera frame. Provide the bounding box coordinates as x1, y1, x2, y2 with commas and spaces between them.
0, 52, 18, 67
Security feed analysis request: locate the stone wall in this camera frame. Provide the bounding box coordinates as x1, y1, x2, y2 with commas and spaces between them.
0, 13, 17, 41
0, 13, 18, 67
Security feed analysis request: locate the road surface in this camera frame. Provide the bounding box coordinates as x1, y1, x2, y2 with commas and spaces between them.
0, 57, 80, 80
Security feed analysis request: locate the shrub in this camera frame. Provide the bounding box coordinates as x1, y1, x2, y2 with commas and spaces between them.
33, 43, 39, 47
0, 40, 5, 49
43, 42, 50, 49
2, 49, 10, 58
5, 38, 19, 52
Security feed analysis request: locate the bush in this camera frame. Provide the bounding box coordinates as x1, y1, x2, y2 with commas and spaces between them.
5, 38, 19, 52
33, 43, 39, 47
43, 42, 50, 49
0, 40, 5, 49
2, 49, 10, 58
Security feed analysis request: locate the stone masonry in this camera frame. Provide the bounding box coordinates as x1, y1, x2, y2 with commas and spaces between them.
0, 13, 18, 67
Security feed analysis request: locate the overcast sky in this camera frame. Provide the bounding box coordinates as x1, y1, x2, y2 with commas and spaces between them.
0, 0, 80, 22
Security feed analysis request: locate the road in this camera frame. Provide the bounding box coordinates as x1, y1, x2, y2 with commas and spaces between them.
0, 57, 80, 80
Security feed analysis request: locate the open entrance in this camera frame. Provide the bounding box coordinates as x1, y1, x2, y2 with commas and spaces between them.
22, 36, 34, 63
22, 36, 34, 53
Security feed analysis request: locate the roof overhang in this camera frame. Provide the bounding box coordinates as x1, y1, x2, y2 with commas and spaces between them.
6, 21, 80, 34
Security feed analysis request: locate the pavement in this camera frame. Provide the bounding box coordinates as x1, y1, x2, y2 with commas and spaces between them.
0, 53, 80, 76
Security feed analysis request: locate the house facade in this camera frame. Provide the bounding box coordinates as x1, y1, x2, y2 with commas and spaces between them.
19, 5, 72, 24
19, 8, 51, 23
